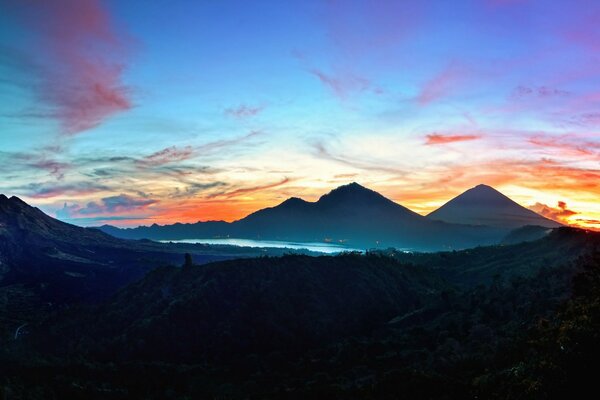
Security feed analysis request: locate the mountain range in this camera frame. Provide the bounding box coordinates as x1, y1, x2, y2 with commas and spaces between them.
99, 182, 560, 250
0, 194, 309, 338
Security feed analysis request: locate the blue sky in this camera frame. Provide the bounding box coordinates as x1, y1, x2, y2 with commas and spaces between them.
0, 0, 599, 228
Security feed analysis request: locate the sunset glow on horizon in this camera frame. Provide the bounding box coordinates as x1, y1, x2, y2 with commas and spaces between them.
1, 0, 599, 229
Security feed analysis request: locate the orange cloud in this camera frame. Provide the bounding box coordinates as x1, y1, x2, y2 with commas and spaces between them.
529, 201, 577, 224
425, 133, 482, 145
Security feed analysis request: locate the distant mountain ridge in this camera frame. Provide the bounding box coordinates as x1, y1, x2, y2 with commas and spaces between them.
427, 184, 561, 229
0, 194, 255, 311
97, 182, 552, 251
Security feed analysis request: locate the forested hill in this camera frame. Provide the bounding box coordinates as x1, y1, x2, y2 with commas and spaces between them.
0, 228, 597, 398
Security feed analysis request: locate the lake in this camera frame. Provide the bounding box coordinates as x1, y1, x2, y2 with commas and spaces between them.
160, 238, 363, 254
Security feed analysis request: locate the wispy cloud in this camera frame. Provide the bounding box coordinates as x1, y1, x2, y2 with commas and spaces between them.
313, 141, 406, 175
196, 130, 263, 154
207, 178, 291, 199
6, 0, 132, 135
224, 104, 264, 119
309, 68, 375, 100
22, 182, 110, 199
417, 63, 466, 105
58, 194, 158, 219
425, 133, 482, 145
528, 133, 599, 157
302, 0, 420, 101
511, 85, 570, 99
28, 160, 70, 180
140, 146, 195, 167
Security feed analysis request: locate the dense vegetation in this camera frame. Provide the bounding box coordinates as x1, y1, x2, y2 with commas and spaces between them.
1, 228, 599, 399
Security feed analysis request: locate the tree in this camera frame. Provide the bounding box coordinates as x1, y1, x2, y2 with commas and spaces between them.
183, 253, 193, 270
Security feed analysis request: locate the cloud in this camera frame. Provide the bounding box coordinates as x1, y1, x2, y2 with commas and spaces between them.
0, 146, 71, 180
575, 219, 600, 227
58, 194, 158, 218
224, 104, 264, 118
170, 181, 228, 198
301, 1, 420, 101
196, 130, 263, 154
309, 68, 374, 100
529, 201, 577, 223
22, 182, 110, 199
313, 141, 406, 175
417, 63, 466, 105
27, 160, 70, 180
207, 178, 291, 199
511, 85, 570, 99
6, 0, 132, 135
141, 146, 195, 167
570, 112, 600, 127
425, 133, 482, 145
528, 134, 599, 157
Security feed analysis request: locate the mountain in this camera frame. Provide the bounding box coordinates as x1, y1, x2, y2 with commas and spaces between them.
0, 194, 291, 340
99, 183, 507, 251
427, 184, 561, 229
234, 182, 429, 243
0, 194, 117, 246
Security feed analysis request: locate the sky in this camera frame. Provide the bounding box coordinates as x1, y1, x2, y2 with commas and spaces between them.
0, 0, 599, 229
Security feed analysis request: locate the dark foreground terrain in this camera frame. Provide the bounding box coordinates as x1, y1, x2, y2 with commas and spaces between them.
1, 227, 599, 399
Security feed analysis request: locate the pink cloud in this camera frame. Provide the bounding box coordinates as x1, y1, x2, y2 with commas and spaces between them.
417, 63, 466, 105
425, 133, 482, 145
8, 0, 132, 135
528, 134, 599, 157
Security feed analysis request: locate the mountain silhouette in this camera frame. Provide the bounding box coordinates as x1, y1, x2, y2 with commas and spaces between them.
99, 183, 509, 251
0, 195, 238, 308
1, 194, 118, 246
427, 184, 561, 229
